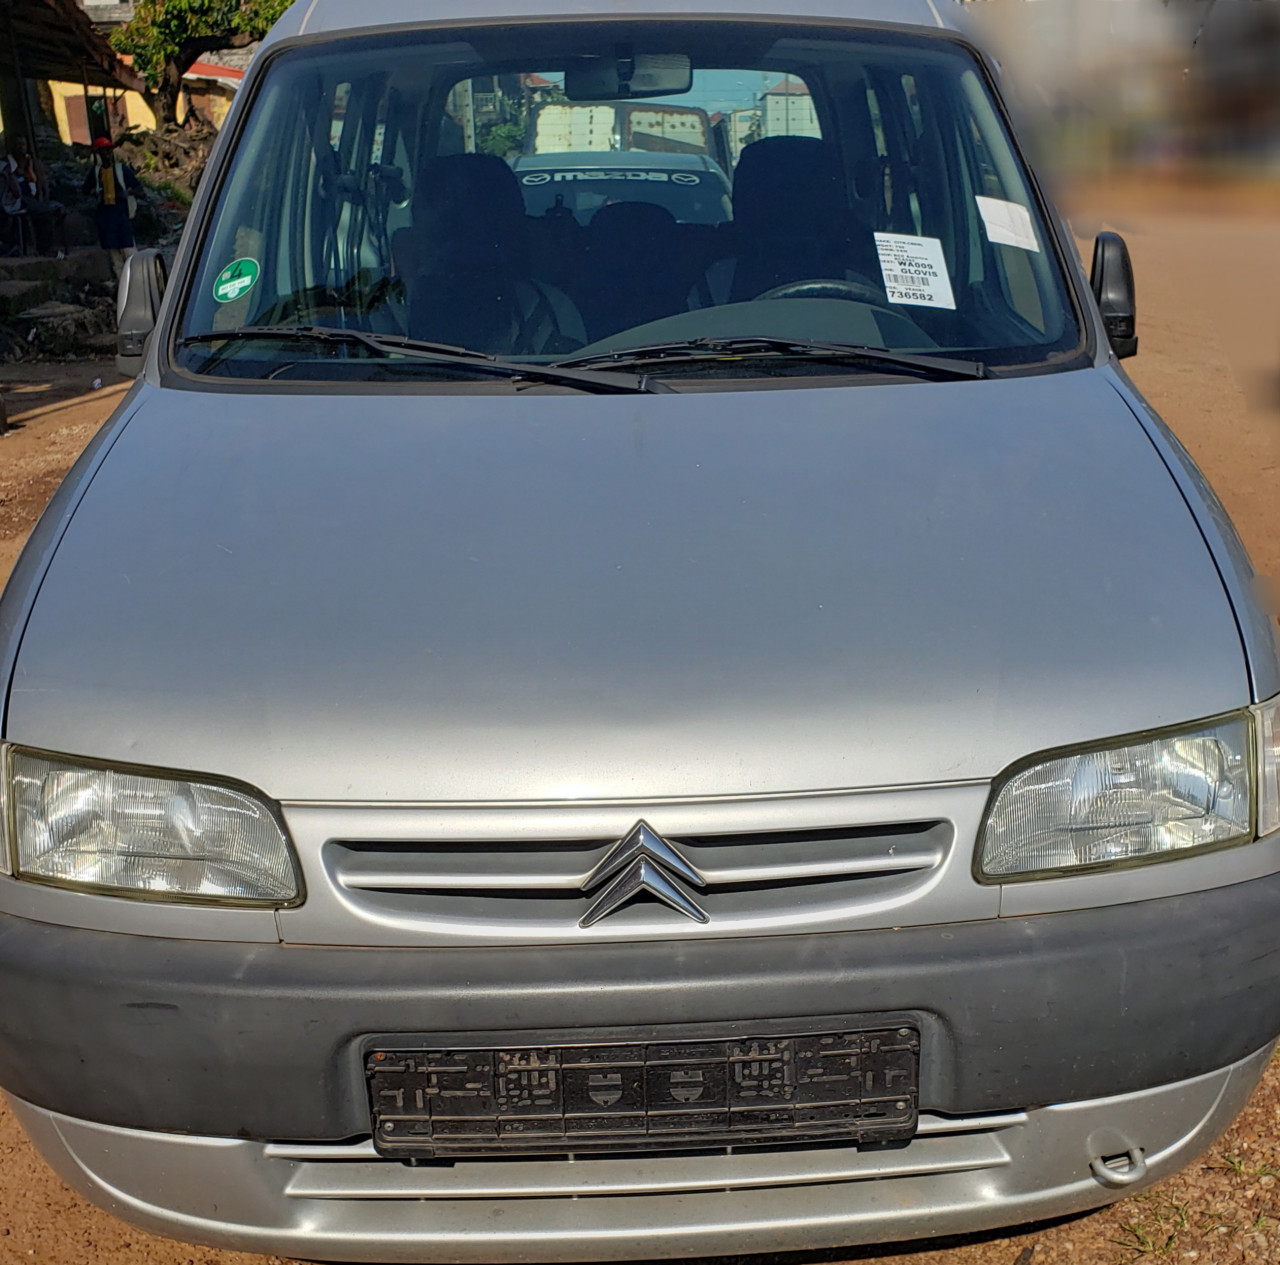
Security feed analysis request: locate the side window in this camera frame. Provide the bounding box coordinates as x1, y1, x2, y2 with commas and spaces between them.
724, 72, 822, 167
862, 75, 924, 236
232, 72, 406, 331
756, 75, 822, 143
956, 70, 1050, 334
967, 115, 1004, 199
329, 83, 352, 151
866, 85, 887, 159
189, 70, 319, 334
898, 75, 924, 234
901, 75, 925, 141
443, 76, 529, 158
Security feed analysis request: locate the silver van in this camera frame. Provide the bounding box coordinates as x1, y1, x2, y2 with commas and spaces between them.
3, 1, 1279, 1261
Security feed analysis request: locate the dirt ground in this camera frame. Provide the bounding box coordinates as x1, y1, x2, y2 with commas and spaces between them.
0, 178, 1279, 1265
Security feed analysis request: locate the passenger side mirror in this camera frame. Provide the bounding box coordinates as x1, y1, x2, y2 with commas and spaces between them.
1090, 231, 1137, 360
116, 248, 168, 378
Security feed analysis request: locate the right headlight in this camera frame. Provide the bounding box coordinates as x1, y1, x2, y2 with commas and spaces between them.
978, 712, 1257, 882
2, 747, 301, 906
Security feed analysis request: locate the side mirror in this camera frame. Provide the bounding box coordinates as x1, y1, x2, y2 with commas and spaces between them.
116, 248, 168, 378
1090, 231, 1137, 360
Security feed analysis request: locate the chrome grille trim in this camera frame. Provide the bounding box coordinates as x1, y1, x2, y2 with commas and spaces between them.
320, 823, 951, 940
277, 784, 997, 945
273, 1114, 1022, 1200
335, 834, 947, 896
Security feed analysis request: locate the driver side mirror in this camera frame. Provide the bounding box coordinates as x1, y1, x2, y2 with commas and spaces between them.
116, 248, 168, 378
1090, 231, 1137, 360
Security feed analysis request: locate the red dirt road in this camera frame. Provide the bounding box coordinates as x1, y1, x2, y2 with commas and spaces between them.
0, 183, 1279, 1265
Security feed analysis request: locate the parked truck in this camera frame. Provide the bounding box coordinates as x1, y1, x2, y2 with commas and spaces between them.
530, 100, 712, 156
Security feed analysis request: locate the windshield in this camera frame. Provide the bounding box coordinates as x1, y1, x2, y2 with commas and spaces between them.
175, 20, 1083, 384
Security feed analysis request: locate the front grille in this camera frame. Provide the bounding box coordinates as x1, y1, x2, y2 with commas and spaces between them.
322, 819, 950, 941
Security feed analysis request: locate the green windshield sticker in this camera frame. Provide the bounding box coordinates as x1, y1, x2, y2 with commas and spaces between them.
213, 257, 260, 303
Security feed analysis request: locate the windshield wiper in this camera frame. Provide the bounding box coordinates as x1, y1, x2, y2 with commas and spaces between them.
556, 336, 986, 381
176, 326, 670, 394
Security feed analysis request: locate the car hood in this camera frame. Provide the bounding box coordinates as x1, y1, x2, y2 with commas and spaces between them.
5, 369, 1247, 802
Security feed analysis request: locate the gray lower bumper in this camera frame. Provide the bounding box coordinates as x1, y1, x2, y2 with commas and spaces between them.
6, 873, 1280, 1139
10, 1042, 1271, 1263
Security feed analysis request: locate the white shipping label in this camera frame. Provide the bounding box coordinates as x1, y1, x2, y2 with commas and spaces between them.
975, 196, 1040, 252
873, 233, 956, 310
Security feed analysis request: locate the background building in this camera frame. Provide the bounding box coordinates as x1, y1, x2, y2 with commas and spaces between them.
760, 77, 820, 142
0, 0, 140, 150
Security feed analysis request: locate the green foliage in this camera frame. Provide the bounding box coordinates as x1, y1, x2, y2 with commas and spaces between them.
477, 120, 524, 158
142, 177, 194, 207
110, 1, 291, 94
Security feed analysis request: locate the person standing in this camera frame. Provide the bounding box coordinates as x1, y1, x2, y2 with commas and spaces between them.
82, 136, 143, 277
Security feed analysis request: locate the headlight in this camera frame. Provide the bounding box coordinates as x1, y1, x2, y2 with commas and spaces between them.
3, 748, 301, 906
978, 714, 1254, 882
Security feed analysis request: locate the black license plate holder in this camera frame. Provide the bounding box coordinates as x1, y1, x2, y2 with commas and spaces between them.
367, 1026, 919, 1158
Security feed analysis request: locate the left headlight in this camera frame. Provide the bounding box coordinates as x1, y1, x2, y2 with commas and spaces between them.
2, 748, 301, 906
978, 714, 1255, 882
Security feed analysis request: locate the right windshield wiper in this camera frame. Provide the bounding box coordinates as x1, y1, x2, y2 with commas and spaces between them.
176, 326, 670, 394
556, 336, 986, 381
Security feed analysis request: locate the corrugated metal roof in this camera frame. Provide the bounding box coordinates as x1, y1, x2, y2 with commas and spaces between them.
185, 59, 247, 90
265, 0, 956, 47
3, 0, 141, 88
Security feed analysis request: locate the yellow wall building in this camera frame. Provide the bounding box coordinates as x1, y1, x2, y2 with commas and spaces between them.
43, 59, 243, 146
47, 80, 155, 142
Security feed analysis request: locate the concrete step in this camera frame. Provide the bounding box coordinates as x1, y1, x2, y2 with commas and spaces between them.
0, 249, 112, 287
0, 279, 55, 321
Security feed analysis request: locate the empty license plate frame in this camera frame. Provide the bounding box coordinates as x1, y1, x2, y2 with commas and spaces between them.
367, 1026, 919, 1158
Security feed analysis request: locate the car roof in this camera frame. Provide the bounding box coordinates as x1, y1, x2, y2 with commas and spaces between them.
512, 152, 721, 171
265, 0, 958, 46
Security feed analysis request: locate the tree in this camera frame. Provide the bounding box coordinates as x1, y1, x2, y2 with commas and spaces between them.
477, 120, 525, 159
111, 0, 291, 129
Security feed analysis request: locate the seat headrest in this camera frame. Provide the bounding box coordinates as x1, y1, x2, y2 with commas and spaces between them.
732, 136, 844, 237
587, 200, 678, 248
413, 153, 528, 275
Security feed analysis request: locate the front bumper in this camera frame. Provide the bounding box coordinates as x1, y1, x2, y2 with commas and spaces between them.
4, 874, 1280, 1139
9, 1043, 1272, 1263
4, 873, 1280, 1259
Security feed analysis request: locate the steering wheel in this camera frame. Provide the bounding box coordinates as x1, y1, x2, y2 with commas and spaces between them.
755, 276, 888, 307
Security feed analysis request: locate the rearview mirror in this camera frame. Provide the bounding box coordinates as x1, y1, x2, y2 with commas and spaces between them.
565, 52, 692, 101
116, 248, 168, 378
1090, 231, 1137, 360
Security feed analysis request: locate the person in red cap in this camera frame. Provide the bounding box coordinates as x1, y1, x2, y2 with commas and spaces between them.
82, 136, 144, 277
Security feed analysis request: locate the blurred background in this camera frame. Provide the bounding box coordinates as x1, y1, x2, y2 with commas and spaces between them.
958, 0, 1280, 599
961, 0, 1280, 175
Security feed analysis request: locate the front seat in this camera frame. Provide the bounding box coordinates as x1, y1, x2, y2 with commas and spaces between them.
693, 136, 882, 308
394, 153, 586, 355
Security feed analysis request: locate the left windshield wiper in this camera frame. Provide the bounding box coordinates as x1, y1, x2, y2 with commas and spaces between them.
556, 336, 986, 381
177, 326, 671, 394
